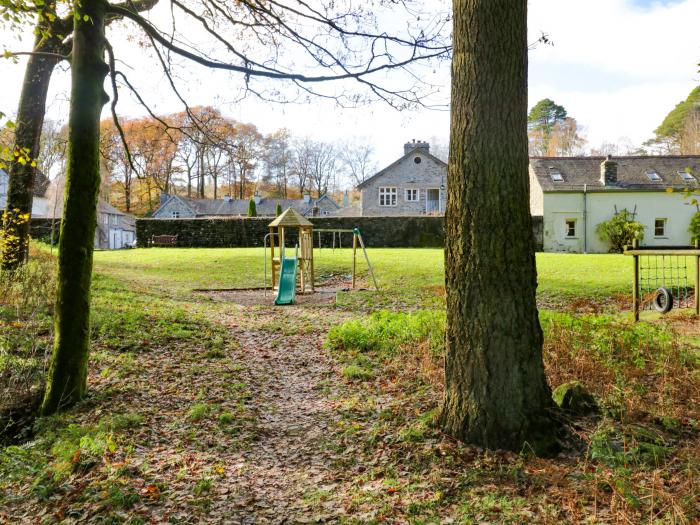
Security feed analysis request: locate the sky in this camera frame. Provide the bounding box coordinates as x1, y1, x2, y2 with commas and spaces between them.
0, 0, 698, 168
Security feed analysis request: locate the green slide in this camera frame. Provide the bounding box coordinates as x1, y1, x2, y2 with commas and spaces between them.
275, 257, 298, 305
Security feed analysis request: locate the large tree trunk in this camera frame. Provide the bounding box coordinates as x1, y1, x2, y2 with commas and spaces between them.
41, 0, 109, 415
440, 0, 559, 455
1, 31, 64, 270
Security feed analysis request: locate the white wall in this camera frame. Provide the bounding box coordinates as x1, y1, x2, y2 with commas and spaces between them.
543, 191, 697, 253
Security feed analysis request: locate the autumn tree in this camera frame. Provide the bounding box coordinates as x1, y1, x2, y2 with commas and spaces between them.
0, 0, 158, 269
647, 85, 700, 154
36, 0, 449, 414
441, 0, 559, 454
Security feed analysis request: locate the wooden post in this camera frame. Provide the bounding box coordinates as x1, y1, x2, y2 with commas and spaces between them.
352, 232, 357, 289
632, 238, 639, 322
695, 240, 699, 317
270, 227, 276, 290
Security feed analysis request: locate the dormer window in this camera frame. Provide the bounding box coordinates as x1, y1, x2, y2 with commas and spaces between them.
679, 170, 695, 182
646, 170, 662, 182
549, 170, 564, 182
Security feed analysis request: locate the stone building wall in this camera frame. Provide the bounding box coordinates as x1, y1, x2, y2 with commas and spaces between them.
360, 151, 447, 216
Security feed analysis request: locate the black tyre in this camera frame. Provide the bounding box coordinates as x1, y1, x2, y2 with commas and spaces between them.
653, 287, 673, 314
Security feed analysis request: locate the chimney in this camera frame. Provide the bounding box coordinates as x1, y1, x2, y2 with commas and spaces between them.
253, 191, 262, 205
343, 190, 349, 208
159, 192, 169, 206
404, 139, 430, 156
600, 155, 618, 185
303, 192, 311, 204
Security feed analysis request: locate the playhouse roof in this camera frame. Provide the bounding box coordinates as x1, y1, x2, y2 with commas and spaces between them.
268, 208, 313, 228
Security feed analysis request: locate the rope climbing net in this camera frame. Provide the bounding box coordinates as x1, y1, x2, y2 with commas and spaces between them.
625, 244, 700, 320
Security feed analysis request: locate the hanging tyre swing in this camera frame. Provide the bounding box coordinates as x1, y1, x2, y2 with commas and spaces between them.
653, 287, 674, 314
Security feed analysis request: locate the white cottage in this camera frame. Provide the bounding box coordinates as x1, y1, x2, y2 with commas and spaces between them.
0, 168, 51, 217
529, 155, 700, 253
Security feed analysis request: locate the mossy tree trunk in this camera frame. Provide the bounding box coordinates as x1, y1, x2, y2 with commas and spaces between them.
1, 31, 65, 270
440, 0, 559, 454
41, 0, 109, 415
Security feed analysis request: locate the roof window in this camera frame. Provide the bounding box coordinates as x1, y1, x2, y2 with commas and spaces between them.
549, 169, 564, 182
679, 170, 695, 182
646, 170, 662, 182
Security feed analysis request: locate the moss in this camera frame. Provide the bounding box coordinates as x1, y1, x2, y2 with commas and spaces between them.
552, 381, 597, 415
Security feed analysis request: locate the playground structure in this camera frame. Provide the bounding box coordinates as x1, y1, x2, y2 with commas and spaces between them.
625, 240, 700, 320
264, 208, 378, 305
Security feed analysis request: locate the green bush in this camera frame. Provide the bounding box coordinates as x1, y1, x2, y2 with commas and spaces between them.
595, 209, 645, 253
247, 199, 257, 217
688, 211, 700, 244
275, 203, 282, 216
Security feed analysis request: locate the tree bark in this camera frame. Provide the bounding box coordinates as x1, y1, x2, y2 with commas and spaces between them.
440, 0, 559, 455
41, 0, 109, 415
1, 31, 65, 269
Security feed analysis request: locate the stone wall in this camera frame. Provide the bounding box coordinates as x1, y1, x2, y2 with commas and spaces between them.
136, 215, 545, 250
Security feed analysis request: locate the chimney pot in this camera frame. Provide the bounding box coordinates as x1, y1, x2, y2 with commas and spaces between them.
404, 140, 431, 156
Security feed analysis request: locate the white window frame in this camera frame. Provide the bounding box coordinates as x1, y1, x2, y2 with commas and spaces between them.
646, 170, 662, 182
679, 170, 695, 182
171, 210, 181, 218
378, 187, 397, 207
405, 188, 419, 202
654, 218, 667, 237
565, 219, 577, 238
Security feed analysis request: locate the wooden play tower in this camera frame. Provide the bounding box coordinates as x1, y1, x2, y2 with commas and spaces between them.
268, 208, 314, 294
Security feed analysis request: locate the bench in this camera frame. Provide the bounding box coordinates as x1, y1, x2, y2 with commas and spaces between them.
149, 234, 178, 247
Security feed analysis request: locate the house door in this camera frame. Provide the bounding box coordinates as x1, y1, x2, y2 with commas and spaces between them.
426, 189, 440, 213
110, 230, 120, 249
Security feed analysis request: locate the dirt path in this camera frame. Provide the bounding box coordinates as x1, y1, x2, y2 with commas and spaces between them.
211, 305, 346, 524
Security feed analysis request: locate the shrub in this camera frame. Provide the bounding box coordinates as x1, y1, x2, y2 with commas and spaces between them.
0, 247, 56, 442
275, 203, 282, 216
595, 209, 644, 253
248, 199, 257, 217
688, 211, 700, 244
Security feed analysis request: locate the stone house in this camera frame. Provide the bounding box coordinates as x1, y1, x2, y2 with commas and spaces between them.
529, 155, 700, 253
153, 192, 340, 219
95, 201, 136, 249
357, 140, 447, 216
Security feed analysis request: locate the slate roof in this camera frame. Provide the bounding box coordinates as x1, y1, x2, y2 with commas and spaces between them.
0, 167, 50, 198
356, 146, 448, 190
531, 156, 700, 192
158, 194, 339, 217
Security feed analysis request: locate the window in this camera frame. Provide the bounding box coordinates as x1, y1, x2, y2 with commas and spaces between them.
405, 188, 419, 202
171, 211, 181, 218
654, 218, 667, 237
378, 187, 397, 206
102, 215, 109, 226
679, 170, 695, 182
550, 170, 564, 182
646, 170, 662, 182
0, 176, 6, 195
565, 219, 576, 238
414, 156, 422, 164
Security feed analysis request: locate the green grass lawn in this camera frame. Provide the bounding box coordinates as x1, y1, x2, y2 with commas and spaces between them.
94, 247, 636, 302
2, 245, 697, 523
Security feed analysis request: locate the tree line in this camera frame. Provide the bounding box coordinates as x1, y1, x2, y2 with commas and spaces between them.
3, 107, 379, 215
